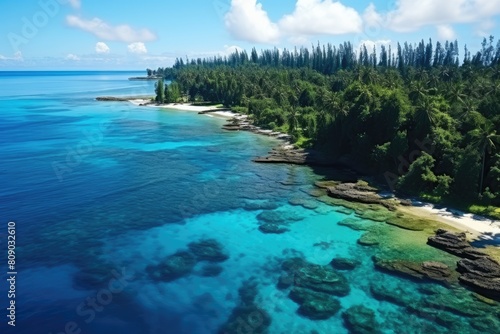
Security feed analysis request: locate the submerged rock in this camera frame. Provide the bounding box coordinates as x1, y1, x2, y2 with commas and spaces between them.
256, 210, 304, 225
219, 280, 272, 334
188, 239, 229, 262
147, 251, 197, 282
342, 305, 382, 334
288, 197, 319, 210
282, 258, 350, 297
258, 223, 290, 234
338, 218, 374, 231
289, 287, 341, 320
358, 232, 380, 246
219, 305, 272, 334
330, 258, 359, 271
370, 283, 413, 308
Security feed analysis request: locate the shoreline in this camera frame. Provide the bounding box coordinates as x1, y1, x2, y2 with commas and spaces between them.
398, 200, 500, 241
109, 98, 500, 242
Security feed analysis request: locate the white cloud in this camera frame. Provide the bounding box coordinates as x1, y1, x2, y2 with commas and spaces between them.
95, 42, 110, 54
357, 39, 393, 58
66, 15, 156, 42
436, 25, 456, 40
0, 51, 23, 61
225, 0, 280, 44
127, 42, 148, 54
223, 45, 244, 55
67, 0, 81, 9
65, 53, 80, 61
384, 0, 500, 32
279, 0, 362, 36
362, 3, 383, 28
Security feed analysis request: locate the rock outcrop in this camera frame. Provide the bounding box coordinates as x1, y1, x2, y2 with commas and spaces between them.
427, 229, 488, 259
428, 229, 500, 300
457, 256, 500, 299
373, 257, 453, 284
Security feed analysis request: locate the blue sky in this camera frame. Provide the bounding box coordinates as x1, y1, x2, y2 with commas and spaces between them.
0, 0, 499, 70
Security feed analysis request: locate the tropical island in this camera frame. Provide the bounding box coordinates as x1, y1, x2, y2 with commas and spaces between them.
95, 37, 500, 332
146, 37, 500, 220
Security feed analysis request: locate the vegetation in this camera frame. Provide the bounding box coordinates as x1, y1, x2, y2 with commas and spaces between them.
150, 37, 500, 210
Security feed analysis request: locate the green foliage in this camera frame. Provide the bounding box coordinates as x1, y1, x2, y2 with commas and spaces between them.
397, 152, 437, 194
155, 79, 165, 103
150, 37, 500, 209
165, 82, 181, 103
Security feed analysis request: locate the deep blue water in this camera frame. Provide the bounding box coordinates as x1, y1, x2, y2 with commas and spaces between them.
0, 71, 497, 334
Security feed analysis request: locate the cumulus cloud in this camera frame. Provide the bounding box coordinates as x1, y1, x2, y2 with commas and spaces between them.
225, 0, 363, 44
65, 53, 80, 61
362, 3, 383, 28
95, 42, 110, 54
225, 0, 280, 44
436, 25, 456, 40
128, 42, 148, 54
279, 0, 362, 36
385, 0, 500, 32
66, 15, 156, 42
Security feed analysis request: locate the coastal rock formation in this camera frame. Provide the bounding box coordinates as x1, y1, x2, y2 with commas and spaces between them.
457, 257, 500, 299
373, 257, 453, 284
188, 239, 229, 262
428, 229, 500, 300
327, 182, 383, 205
427, 229, 488, 259
289, 287, 341, 320
342, 306, 382, 334
253, 147, 337, 166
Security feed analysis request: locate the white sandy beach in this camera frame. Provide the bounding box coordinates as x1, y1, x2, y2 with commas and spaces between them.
129, 100, 237, 118
399, 201, 500, 240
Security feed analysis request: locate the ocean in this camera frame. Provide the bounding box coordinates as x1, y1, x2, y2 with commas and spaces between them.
0, 71, 497, 334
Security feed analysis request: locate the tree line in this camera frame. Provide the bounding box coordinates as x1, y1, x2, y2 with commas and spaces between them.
150, 37, 500, 214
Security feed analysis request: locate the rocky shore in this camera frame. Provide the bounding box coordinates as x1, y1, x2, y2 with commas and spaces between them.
428, 229, 500, 300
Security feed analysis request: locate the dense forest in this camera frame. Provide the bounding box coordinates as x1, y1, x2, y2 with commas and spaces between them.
149, 37, 500, 216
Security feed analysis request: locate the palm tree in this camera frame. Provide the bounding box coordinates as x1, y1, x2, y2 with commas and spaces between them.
470, 122, 500, 195
415, 96, 439, 133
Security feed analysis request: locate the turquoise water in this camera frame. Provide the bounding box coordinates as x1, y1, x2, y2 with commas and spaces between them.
0, 72, 497, 334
